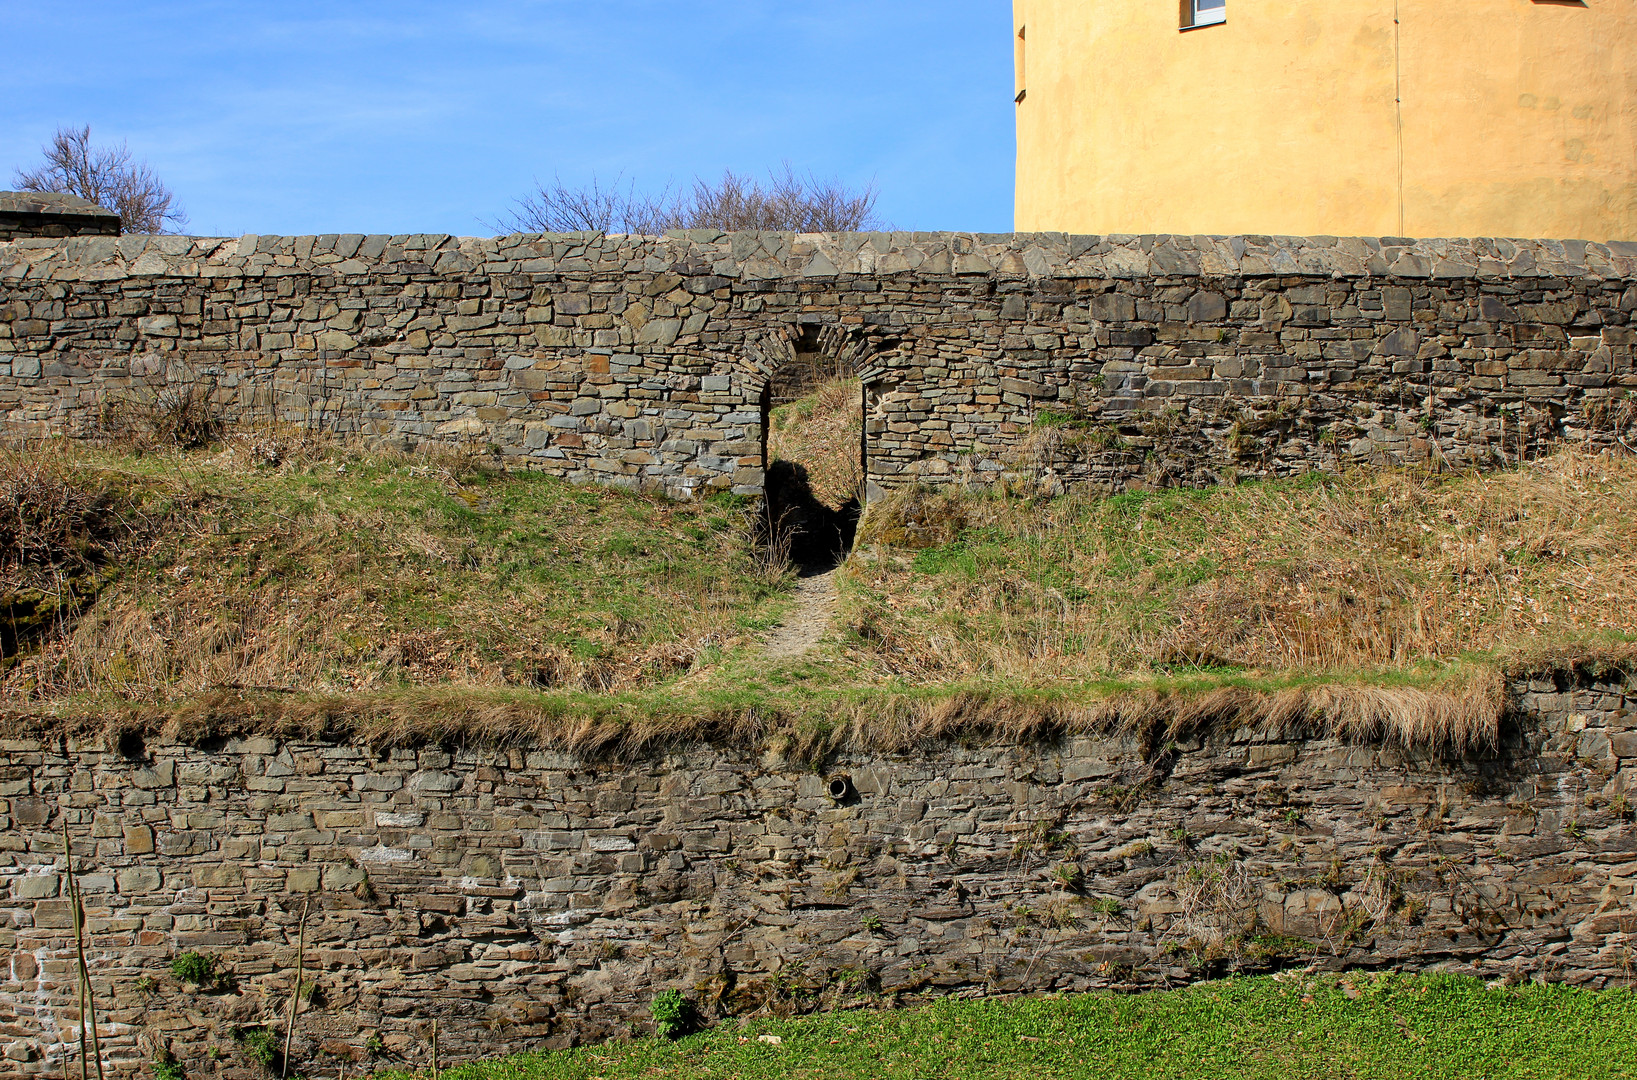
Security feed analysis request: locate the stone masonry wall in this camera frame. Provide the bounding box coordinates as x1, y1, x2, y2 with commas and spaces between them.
1, 232, 1634, 499
1, 674, 1633, 1077
863, 263, 1637, 494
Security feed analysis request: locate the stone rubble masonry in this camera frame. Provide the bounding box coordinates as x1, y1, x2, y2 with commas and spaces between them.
0, 193, 120, 243
0, 675, 1633, 1076
2, 231, 1634, 498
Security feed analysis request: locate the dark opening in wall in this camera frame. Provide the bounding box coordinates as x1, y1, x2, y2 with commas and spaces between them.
117, 730, 147, 761
760, 338, 865, 571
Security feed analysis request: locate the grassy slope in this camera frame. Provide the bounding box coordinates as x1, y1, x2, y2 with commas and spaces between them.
5, 415, 1636, 747
844, 448, 1637, 682
382, 974, 1637, 1080
3, 443, 789, 711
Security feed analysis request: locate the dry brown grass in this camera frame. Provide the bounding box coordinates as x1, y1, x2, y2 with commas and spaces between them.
1, 440, 1625, 757
767, 377, 864, 508
845, 450, 1637, 683
0, 450, 143, 586
97, 382, 225, 450
824, 673, 1508, 755
2, 443, 786, 706
3, 662, 1507, 759
0, 449, 171, 660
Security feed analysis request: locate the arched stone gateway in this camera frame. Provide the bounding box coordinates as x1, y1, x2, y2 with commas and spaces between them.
747, 322, 898, 566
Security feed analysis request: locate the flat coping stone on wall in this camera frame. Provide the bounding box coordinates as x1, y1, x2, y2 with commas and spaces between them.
3, 230, 1633, 284
0, 190, 119, 220
0, 190, 121, 239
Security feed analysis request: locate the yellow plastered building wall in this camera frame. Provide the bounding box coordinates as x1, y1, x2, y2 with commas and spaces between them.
1013, 0, 1637, 241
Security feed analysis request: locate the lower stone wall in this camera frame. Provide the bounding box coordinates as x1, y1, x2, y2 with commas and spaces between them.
2, 674, 1634, 1077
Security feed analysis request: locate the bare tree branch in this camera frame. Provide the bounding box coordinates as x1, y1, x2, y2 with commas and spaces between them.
683, 165, 882, 232
493, 164, 883, 236
13, 126, 189, 234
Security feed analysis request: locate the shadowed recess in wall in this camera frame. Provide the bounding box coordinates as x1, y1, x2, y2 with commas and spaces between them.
760, 326, 866, 571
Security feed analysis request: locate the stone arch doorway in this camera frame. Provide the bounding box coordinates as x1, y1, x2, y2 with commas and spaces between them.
757, 323, 872, 569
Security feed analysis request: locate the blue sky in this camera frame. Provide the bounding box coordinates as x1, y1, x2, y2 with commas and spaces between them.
0, 2, 1016, 237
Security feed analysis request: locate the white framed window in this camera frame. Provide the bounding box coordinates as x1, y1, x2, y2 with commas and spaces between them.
1183, 0, 1226, 29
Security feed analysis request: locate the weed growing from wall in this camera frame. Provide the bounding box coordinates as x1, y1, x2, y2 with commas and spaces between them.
649, 989, 694, 1040
169, 952, 215, 987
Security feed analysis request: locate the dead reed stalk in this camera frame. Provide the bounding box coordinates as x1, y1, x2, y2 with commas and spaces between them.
63, 819, 104, 1080
281, 900, 310, 1079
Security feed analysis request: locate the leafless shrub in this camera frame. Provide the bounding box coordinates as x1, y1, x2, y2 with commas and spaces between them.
146, 386, 221, 448
681, 165, 882, 233
100, 384, 222, 450
0, 452, 124, 584
13, 125, 189, 234
494, 164, 883, 236
492, 174, 675, 236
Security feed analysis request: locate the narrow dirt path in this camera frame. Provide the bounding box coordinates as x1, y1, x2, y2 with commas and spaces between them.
763, 567, 839, 660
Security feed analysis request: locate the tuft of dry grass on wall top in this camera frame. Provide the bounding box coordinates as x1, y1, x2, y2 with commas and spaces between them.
805, 669, 1510, 759
844, 448, 1637, 684
7, 658, 1508, 762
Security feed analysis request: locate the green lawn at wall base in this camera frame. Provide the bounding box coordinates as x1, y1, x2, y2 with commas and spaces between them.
377, 974, 1637, 1080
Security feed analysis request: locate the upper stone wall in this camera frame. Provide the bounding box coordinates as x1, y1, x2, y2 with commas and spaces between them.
1, 230, 1634, 499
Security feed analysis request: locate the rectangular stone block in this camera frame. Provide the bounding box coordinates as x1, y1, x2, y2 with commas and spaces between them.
192, 865, 243, 887
118, 867, 163, 894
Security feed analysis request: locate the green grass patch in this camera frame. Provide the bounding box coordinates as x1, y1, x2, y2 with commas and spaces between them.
380, 974, 1637, 1080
